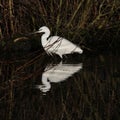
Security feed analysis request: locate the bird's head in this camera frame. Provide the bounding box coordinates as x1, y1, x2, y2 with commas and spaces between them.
34, 26, 49, 34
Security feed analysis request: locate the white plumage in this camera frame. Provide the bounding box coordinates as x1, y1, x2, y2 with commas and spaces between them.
34, 26, 83, 58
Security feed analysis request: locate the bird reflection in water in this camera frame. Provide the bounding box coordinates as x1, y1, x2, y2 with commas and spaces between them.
36, 62, 83, 93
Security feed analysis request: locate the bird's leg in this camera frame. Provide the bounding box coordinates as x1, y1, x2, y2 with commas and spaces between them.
59, 54, 63, 59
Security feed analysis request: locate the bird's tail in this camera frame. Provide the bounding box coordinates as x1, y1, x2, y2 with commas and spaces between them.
75, 47, 83, 54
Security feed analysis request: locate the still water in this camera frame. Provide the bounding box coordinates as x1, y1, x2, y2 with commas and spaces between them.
0, 53, 119, 120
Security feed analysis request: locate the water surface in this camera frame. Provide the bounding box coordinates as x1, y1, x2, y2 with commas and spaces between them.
0, 53, 119, 120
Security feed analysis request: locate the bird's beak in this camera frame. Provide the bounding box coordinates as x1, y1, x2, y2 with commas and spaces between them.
33, 31, 40, 34
28, 31, 38, 34
31, 30, 42, 34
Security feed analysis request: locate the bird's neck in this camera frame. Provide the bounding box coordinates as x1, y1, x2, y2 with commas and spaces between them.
42, 30, 50, 40
41, 30, 50, 46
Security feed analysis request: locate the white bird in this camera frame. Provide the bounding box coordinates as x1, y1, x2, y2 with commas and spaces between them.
34, 26, 83, 59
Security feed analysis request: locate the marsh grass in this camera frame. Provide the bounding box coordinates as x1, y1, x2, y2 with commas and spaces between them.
0, 0, 120, 40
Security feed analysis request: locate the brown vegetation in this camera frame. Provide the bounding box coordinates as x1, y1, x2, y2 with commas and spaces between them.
0, 0, 120, 39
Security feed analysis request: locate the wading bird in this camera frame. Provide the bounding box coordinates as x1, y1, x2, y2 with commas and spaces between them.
34, 26, 83, 59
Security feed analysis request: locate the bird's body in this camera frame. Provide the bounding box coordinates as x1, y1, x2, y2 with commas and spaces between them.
35, 26, 83, 58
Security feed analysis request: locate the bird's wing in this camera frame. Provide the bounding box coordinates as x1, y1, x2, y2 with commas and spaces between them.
45, 36, 78, 53
49, 36, 76, 46
43, 36, 62, 53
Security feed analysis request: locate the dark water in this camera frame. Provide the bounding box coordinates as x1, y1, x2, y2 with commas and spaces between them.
0, 53, 120, 120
